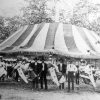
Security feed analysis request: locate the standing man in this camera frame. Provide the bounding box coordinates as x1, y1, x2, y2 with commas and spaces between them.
13, 60, 21, 82
40, 59, 48, 90
67, 60, 77, 92
28, 60, 35, 80
58, 60, 66, 89
32, 58, 39, 89
75, 62, 80, 85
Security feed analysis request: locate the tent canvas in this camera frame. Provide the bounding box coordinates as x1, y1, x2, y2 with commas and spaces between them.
0, 22, 100, 59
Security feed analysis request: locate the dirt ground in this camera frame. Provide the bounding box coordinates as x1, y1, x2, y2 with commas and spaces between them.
0, 80, 100, 100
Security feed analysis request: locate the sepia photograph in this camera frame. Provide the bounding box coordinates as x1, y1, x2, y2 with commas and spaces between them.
0, 0, 100, 100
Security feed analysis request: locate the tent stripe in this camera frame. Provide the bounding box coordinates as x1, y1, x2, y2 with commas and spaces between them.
0, 22, 100, 58
76, 27, 95, 51
90, 31, 100, 53
54, 23, 68, 52
19, 24, 38, 47
27, 23, 50, 51
0, 28, 21, 47
63, 24, 80, 52
1, 26, 28, 51
84, 28, 100, 53
2, 25, 34, 51
88, 30, 100, 44
11, 25, 34, 47
22, 23, 45, 48
72, 25, 91, 54
0, 27, 24, 48
44, 23, 59, 49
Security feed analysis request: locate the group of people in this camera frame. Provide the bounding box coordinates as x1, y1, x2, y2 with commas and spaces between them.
56, 60, 80, 91
28, 58, 95, 92
0, 59, 21, 82
0, 57, 96, 92
29, 58, 48, 90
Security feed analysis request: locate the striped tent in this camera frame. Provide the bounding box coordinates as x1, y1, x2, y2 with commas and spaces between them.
0, 22, 100, 59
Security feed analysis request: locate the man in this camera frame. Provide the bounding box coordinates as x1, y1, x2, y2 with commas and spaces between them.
0, 59, 5, 68
0, 60, 7, 81
32, 58, 40, 89
40, 59, 48, 90
13, 60, 21, 82
79, 60, 86, 71
75, 62, 80, 85
28, 60, 35, 80
7, 61, 13, 78
58, 60, 66, 89
67, 60, 77, 92
47, 58, 60, 86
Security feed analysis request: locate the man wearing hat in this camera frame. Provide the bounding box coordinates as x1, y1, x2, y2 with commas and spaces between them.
75, 62, 80, 85
13, 60, 21, 82
40, 59, 48, 90
79, 59, 86, 72
32, 58, 40, 89
67, 60, 77, 92
58, 60, 66, 89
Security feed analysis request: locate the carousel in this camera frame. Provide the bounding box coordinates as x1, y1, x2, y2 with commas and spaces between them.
0, 22, 100, 89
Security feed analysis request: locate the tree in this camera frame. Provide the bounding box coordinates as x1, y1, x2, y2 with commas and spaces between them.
0, 16, 23, 43
0, 16, 4, 27
69, 0, 100, 35
22, 0, 53, 24
5, 16, 23, 32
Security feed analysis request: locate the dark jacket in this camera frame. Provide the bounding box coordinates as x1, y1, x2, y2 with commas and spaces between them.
39, 62, 48, 74
29, 62, 40, 74
58, 63, 66, 74
29, 62, 34, 70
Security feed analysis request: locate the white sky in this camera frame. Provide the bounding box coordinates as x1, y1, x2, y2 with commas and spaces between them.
0, 0, 27, 17
0, 0, 100, 17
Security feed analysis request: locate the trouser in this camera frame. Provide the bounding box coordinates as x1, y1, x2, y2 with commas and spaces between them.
0, 74, 5, 81
32, 77, 39, 89
40, 71, 47, 89
59, 83, 64, 89
66, 74, 68, 81
14, 69, 19, 82
59, 73, 65, 89
68, 72, 74, 91
7, 66, 13, 77
76, 73, 79, 85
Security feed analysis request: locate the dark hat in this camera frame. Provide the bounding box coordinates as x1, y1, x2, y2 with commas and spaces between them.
34, 57, 38, 61
80, 59, 86, 63
69, 60, 72, 62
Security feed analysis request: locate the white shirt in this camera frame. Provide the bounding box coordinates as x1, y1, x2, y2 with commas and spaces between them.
59, 63, 62, 71
35, 62, 37, 66
85, 64, 92, 74
67, 64, 77, 72
42, 63, 44, 71
79, 65, 85, 72
0, 62, 5, 67
14, 63, 22, 69
21, 63, 29, 70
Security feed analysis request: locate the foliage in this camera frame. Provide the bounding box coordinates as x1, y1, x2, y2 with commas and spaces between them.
1, 0, 100, 43
22, 0, 54, 24
0, 16, 23, 43
71, 0, 100, 34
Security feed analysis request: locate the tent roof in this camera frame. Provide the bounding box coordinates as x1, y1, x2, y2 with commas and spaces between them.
0, 22, 100, 59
